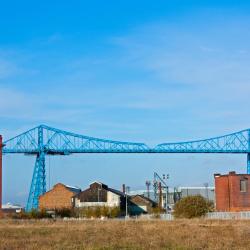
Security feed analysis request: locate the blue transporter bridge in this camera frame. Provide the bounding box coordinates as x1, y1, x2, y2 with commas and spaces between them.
2, 125, 250, 211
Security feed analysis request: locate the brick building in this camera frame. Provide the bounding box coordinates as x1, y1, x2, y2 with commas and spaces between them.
39, 183, 81, 210
73, 181, 126, 209
214, 171, 250, 212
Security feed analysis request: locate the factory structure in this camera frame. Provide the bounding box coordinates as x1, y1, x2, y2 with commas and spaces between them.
38, 181, 157, 215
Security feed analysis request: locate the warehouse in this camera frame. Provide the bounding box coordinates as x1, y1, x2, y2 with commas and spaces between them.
73, 181, 126, 209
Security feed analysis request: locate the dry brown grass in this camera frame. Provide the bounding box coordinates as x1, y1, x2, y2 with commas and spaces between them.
0, 219, 250, 250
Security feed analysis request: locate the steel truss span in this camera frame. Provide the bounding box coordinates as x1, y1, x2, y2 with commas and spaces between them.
2, 125, 250, 210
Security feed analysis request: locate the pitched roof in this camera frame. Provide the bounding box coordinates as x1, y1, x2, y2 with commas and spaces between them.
65, 185, 81, 193
107, 187, 125, 197
130, 194, 157, 205
75, 181, 125, 198
40, 183, 81, 198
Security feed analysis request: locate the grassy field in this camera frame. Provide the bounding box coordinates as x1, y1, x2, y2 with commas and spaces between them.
0, 219, 250, 250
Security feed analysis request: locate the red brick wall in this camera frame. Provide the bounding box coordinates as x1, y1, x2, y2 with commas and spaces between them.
39, 183, 75, 210
215, 172, 250, 212
215, 175, 230, 211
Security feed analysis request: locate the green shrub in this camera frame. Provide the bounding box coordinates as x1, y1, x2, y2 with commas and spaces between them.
173, 195, 214, 219
109, 207, 120, 218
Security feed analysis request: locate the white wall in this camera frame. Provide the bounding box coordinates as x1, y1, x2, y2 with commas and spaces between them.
74, 191, 120, 208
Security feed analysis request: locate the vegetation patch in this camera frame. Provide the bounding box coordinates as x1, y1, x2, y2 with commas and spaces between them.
173, 195, 214, 219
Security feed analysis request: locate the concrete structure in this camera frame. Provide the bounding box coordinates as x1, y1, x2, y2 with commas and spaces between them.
39, 183, 81, 210
73, 181, 125, 209
214, 171, 250, 212
129, 195, 157, 215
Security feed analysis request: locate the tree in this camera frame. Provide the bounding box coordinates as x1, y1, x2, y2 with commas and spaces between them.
173, 195, 214, 219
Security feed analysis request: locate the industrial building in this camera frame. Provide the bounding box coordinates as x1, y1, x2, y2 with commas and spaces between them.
129, 186, 215, 210
214, 171, 250, 212
73, 181, 126, 209
37, 181, 159, 216
129, 195, 157, 215
39, 183, 81, 210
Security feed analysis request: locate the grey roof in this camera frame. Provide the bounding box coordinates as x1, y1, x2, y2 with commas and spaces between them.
107, 187, 125, 197
65, 185, 81, 193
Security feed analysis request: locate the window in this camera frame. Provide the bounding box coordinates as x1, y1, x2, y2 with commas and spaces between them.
240, 179, 247, 192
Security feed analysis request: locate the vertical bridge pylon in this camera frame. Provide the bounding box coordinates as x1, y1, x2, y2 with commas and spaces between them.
2, 125, 250, 211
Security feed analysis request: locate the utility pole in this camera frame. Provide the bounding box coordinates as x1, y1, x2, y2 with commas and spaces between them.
153, 172, 169, 212
145, 180, 151, 199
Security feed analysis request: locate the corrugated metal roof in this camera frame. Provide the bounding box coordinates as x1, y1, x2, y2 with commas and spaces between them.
65, 185, 81, 193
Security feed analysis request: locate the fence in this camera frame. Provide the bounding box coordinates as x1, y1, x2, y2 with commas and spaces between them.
206, 211, 250, 220
138, 212, 250, 220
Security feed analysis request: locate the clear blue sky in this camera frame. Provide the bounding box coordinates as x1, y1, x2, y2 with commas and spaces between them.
1, 1, 250, 205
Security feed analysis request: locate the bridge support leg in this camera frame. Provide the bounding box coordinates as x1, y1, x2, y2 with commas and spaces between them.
26, 152, 46, 211
247, 154, 250, 175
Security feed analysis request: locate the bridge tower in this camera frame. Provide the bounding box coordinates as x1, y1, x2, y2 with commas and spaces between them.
26, 126, 46, 211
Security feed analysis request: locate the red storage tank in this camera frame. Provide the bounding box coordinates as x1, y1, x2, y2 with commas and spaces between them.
214, 171, 250, 212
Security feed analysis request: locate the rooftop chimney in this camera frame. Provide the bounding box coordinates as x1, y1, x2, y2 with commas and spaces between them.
122, 184, 126, 193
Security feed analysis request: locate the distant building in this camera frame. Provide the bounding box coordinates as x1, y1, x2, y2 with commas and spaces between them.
129, 195, 157, 215
73, 181, 126, 209
39, 183, 81, 210
214, 171, 250, 212
129, 186, 215, 210
2, 203, 24, 214
177, 186, 215, 202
